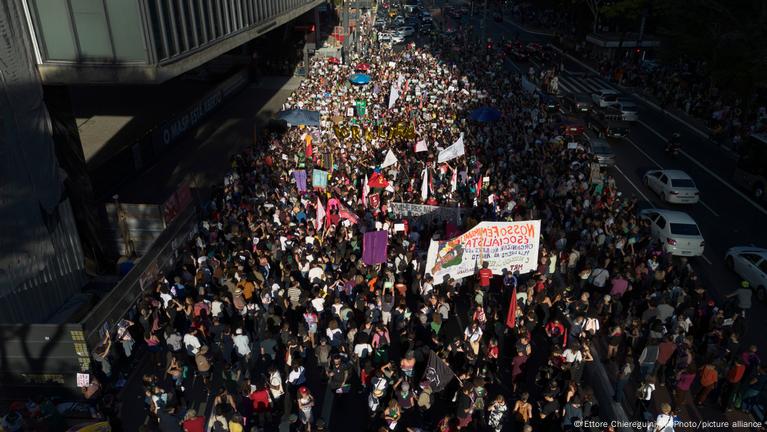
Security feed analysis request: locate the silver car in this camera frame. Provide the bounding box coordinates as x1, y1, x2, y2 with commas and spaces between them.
616, 101, 639, 122
725, 247, 767, 301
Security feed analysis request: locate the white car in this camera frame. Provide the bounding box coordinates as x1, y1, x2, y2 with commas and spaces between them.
391, 32, 406, 43
643, 170, 700, 204
725, 247, 767, 301
591, 89, 620, 108
378, 31, 392, 42
616, 101, 639, 122
396, 26, 415, 37
639, 209, 705, 257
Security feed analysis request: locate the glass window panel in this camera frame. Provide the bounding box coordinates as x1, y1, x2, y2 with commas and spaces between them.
31, 0, 77, 61
70, 0, 112, 59
104, 0, 147, 62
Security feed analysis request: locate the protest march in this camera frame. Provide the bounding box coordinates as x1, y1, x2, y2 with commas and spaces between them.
24, 7, 764, 432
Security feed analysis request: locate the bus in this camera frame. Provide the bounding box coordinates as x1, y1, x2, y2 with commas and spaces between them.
733, 133, 767, 201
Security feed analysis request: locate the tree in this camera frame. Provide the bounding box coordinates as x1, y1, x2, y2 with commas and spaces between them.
657, 0, 767, 96
583, 0, 604, 33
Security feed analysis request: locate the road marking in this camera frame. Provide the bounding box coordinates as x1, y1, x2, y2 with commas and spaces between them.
699, 200, 721, 217
613, 165, 653, 204
625, 137, 663, 169
625, 139, 721, 217
701, 254, 713, 265
638, 120, 767, 216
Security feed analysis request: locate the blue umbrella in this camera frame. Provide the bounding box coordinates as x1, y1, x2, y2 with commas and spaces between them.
349, 73, 372, 85
469, 106, 502, 122
276, 109, 321, 126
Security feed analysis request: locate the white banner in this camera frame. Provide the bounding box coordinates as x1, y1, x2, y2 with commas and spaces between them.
388, 84, 399, 108
437, 133, 465, 163
381, 149, 398, 168
389, 202, 467, 224
425, 220, 541, 283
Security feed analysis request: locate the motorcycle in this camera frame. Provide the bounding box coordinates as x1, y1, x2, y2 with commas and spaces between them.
666, 133, 681, 157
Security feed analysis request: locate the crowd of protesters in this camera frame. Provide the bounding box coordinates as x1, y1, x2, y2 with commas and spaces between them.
4, 8, 767, 432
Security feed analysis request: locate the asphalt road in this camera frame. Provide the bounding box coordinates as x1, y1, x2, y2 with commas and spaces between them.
452, 1, 767, 352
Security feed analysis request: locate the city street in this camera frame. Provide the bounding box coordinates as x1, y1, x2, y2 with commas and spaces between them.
456, 3, 767, 353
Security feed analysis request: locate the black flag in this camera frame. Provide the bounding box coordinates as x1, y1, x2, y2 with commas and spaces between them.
422, 350, 454, 392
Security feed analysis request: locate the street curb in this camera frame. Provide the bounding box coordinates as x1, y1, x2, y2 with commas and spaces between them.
629, 93, 709, 140
502, 18, 555, 37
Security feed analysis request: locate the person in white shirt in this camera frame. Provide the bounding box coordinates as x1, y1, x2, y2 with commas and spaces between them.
590, 267, 610, 289
183, 331, 201, 356
268, 365, 285, 404
654, 403, 675, 432
311, 293, 326, 313
233, 328, 252, 359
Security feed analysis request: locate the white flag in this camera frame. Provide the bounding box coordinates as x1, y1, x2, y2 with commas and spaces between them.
437, 133, 465, 163
421, 168, 429, 201
316, 197, 325, 231
381, 149, 398, 168
415, 140, 428, 153
388, 84, 399, 109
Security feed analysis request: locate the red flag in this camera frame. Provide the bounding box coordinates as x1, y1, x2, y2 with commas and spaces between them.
368, 172, 389, 189
476, 176, 483, 198
506, 287, 517, 328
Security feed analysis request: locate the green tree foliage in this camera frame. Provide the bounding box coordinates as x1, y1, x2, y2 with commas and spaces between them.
657, 0, 767, 94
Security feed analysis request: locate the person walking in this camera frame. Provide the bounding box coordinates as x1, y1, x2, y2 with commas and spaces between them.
695, 361, 719, 406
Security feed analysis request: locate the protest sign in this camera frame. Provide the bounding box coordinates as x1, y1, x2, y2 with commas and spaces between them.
362, 230, 388, 265
389, 202, 467, 225
368, 193, 381, 209
425, 220, 541, 283
312, 169, 328, 189
77, 373, 90, 388
381, 149, 398, 168
437, 133, 465, 163
292, 170, 307, 193
415, 140, 428, 152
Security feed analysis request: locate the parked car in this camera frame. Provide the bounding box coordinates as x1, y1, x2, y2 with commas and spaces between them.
616, 100, 639, 122
642, 169, 700, 204
639, 209, 705, 256
591, 89, 620, 108
587, 108, 630, 138
375, 18, 387, 27
561, 92, 593, 114
394, 15, 405, 25
586, 134, 615, 167
725, 246, 767, 301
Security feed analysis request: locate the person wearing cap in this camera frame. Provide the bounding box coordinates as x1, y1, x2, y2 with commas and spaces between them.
727, 280, 752, 318
297, 386, 315, 431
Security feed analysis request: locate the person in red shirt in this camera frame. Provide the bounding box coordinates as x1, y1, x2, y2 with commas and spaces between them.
721, 358, 747, 411
478, 262, 493, 288
249, 383, 272, 427
182, 409, 205, 432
